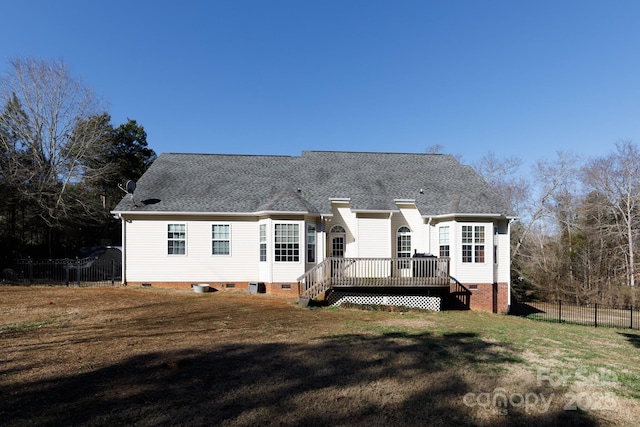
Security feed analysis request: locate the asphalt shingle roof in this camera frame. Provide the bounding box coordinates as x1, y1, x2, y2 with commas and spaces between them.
113, 151, 511, 217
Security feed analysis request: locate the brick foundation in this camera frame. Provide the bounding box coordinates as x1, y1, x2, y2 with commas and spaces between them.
466, 282, 509, 313
125, 280, 510, 313
124, 281, 299, 297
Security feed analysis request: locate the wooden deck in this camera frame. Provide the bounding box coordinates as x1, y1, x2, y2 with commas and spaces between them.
298, 257, 450, 299
331, 276, 450, 288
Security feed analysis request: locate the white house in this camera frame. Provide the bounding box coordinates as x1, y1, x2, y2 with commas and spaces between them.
112, 151, 515, 313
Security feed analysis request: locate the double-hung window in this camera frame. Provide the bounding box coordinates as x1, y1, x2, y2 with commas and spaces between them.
259, 224, 267, 262
168, 224, 186, 255
212, 224, 230, 255
274, 223, 299, 262
462, 225, 485, 263
439, 226, 450, 257
307, 224, 316, 263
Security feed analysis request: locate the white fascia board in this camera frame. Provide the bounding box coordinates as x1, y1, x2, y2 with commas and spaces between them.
254, 210, 314, 216
111, 210, 312, 217
424, 213, 513, 220
352, 209, 400, 214
111, 210, 255, 217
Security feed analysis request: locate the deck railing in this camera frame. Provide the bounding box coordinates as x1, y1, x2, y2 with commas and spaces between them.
298, 257, 450, 299
448, 277, 471, 310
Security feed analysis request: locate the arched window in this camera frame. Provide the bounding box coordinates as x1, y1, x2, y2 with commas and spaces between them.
397, 226, 411, 268
330, 225, 346, 233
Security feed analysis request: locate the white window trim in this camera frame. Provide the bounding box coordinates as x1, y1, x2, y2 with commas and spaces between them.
330, 225, 346, 234
212, 223, 231, 256
259, 224, 267, 262
329, 224, 346, 258
167, 223, 187, 256
439, 226, 450, 258
307, 224, 316, 263
274, 222, 301, 263
397, 225, 412, 269
461, 224, 485, 264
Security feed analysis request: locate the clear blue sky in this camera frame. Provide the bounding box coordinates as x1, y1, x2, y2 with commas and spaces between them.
2, 0, 640, 166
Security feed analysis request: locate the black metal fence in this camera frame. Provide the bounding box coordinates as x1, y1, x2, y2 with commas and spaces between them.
2, 257, 122, 287
511, 299, 640, 330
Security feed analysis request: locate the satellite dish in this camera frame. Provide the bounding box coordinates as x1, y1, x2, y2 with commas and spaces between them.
125, 180, 137, 194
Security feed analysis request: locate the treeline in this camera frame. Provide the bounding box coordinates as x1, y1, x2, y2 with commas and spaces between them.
474, 143, 640, 306
0, 57, 156, 262
3, 57, 640, 306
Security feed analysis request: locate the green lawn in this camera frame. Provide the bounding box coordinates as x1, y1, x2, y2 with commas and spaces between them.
1, 286, 639, 426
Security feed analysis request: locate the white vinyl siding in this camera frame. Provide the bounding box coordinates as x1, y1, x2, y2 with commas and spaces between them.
495, 220, 511, 283
395, 205, 425, 251
356, 215, 391, 257
331, 203, 356, 257
271, 220, 305, 282
258, 220, 272, 282
474, 226, 485, 262
391, 206, 426, 258
453, 222, 493, 284
126, 218, 258, 282
123, 214, 508, 297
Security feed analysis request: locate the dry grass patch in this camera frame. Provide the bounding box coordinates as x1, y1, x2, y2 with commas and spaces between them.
1, 286, 639, 426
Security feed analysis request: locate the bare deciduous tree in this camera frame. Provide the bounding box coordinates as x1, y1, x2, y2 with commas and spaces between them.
0, 57, 106, 227
582, 140, 640, 288
473, 151, 527, 215
0, 57, 109, 255
514, 152, 580, 260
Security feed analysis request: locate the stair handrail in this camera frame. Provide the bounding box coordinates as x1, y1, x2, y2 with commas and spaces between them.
297, 258, 332, 297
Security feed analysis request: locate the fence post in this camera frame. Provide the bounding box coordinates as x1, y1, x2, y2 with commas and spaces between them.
111, 259, 115, 286
631, 305, 634, 330
594, 303, 598, 328
76, 258, 80, 287
65, 259, 70, 287
558, 300, 562, 323
28, 257, 33, 284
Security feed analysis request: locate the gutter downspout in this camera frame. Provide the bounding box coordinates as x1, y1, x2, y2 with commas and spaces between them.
320, 215, 329, 262
427, 217, 433, 254
507, 217, 517, 311
121, 215, 126, 285
389, 212, 393, 258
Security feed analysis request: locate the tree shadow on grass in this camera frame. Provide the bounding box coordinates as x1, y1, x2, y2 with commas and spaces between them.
618, 331, 640, 348
1, 331, 599, 426
509, 301, 545, 316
